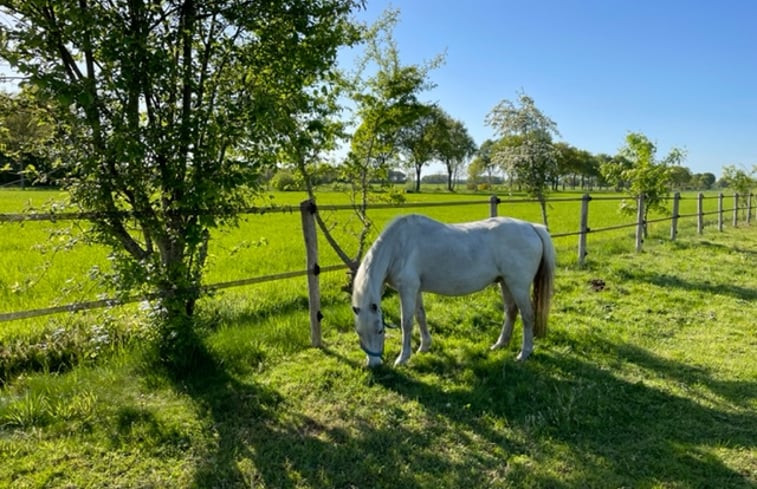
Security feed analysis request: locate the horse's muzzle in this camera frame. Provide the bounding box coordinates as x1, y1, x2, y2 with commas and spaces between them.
360, 341, 383, 367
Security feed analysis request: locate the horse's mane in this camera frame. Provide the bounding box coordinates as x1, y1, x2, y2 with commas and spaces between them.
352, 215, 417, 306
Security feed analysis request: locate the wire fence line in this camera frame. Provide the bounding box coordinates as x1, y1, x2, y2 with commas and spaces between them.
0, 191, 753, 324
0, 191, 736, 222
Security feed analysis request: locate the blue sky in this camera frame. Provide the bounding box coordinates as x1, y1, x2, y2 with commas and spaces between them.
2, 2, 753, 177
346, 0, 757, 176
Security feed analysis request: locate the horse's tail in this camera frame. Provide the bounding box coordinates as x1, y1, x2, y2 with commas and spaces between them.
531, 224, 556, 338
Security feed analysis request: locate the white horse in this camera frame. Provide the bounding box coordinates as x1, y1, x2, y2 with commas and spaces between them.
351, 214, 556, 367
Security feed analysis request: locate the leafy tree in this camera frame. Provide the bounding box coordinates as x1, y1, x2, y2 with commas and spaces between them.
467, 139, 498, 186
720, 165, 755, 196
432, 110, 476, 191
669, 165, 693, 190
599, 154, 633, 191
397, 103, 436, 192
594, 153, 616, 189
486, 92, 559, 227
694, 172, 717, 190
335, 8, 440, 268
554, 142, 598, 190
0, 88, 57, 186
606, 132, 685, 236
0, 0, 362, 369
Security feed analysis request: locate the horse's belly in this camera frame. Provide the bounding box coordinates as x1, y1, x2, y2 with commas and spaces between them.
419, 268, 499, 296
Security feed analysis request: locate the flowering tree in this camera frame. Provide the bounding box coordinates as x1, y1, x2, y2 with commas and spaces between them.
486, 92, 559, 227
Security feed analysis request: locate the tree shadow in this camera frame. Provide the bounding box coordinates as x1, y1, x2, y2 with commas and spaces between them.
369, 343, 756, 488
159, 342, 474, 488
617, 268, 757, 301
141, 312, 755, 488
670, 238, 757, 258
615, 342, 757, 409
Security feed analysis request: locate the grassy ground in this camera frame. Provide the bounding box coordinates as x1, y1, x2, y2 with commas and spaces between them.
0, 187, 755, 488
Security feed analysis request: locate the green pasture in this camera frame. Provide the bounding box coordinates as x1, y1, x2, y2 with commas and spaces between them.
0, 187, 755, 488
0, 187, 727, 327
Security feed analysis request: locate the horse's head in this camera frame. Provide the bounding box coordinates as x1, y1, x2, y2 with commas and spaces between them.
352, 302, 385, 367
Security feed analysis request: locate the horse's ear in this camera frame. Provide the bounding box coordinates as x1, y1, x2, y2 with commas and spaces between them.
370, 303, 378, 313
352, 306, 360, 315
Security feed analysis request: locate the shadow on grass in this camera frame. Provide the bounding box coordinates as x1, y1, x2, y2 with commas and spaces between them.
148, 279, 756, 489
669, 238, 757, 258
160, 342, 463, 488
618, 268, 757, 302
367, 343, 756, 488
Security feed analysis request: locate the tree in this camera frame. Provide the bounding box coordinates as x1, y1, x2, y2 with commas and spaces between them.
599, 154, 633, 191
0, 88, 57, 186
333, 8, 440, 270
0, 0, 362, 369
720, 165, 755, 196
467, 139, 498, 186
669, 165, 693, 190
397, 103, 437, 192
432, 111, 476, 191
606, 132, 685, 236
486, 92, 559, 227
694, 172, 716, 190
554, 142, 598, 190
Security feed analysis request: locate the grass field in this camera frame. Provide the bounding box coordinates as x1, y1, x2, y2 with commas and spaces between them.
0, 187, 755, 488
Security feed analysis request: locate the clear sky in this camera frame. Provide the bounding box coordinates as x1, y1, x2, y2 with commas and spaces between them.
346, 0, 757, 176
2, 1, 754, 177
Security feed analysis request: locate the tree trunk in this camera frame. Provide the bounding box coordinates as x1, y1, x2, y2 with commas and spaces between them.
154, 233, 203, 372
539, 196, 549, 229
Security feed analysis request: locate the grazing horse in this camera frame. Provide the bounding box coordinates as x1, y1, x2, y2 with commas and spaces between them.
351, 214, 555, 367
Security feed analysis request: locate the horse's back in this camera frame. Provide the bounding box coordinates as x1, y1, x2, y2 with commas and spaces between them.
384, 215, 545, 295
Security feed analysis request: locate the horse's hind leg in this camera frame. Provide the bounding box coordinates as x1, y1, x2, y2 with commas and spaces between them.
512, 289, 535, 361
491, 282, 518, 350
416, 292, 431, 353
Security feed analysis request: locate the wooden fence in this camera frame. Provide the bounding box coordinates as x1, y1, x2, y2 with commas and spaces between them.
299, 191, 753, 346
1, 192, 754, 345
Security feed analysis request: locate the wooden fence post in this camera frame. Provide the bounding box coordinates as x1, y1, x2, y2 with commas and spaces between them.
697, 193, 704, 234
733, 193, 739, 227
300, 199, 322, 347
635, 194, 645, 252
578, 193, 590, 266
670, 192, 680, 241
718, 193, 724, 232
489, 195, 500, 217
748, 193, 753, 225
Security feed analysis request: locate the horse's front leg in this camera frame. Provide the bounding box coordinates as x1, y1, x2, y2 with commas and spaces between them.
395, 286, 418, 366
416, 292, 432, 353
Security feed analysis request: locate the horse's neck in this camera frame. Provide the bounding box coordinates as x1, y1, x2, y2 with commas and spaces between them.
356, 238, 393, 304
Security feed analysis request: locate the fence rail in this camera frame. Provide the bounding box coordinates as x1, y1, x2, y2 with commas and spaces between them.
0, 191, 753, 332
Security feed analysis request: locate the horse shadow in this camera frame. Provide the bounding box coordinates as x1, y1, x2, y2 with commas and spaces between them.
367, 340, 756, 488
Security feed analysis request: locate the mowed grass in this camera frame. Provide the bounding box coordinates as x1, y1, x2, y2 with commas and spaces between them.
0, 187, 755, 488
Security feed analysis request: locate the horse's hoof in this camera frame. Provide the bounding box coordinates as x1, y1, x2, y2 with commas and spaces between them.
394, 355, 410, 367
417, 342, 431, 353
515, 350, 531, 362
490, 341, 506, 351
